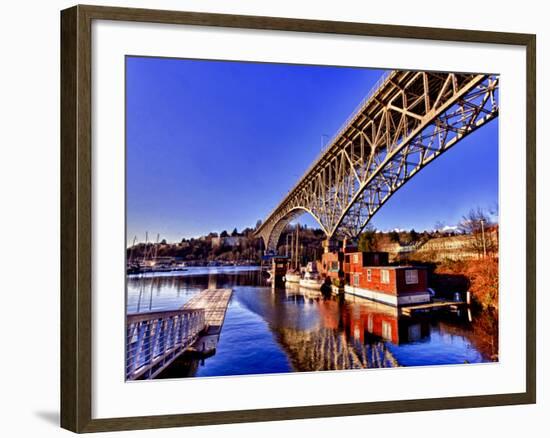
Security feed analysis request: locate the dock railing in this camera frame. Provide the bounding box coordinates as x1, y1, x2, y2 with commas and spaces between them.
126, 308, 205, 380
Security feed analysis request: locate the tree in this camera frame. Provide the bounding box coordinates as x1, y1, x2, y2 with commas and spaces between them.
231, 227, 239, 236
389, 230, 400, 243
409, 229, 419, 243
458, 207, 497, 257
255, 219, 263, 230
358, 225, 379, 252
220, 230, 229, 238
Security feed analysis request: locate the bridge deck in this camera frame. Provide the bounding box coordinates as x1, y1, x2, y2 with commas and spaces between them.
255, 71, 498, 249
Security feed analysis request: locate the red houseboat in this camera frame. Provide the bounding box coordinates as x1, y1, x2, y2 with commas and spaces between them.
343, 251, 431, 306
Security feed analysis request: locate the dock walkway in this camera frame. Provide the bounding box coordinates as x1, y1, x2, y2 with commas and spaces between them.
126, 288, 232, 380
400, 299, 466, 316
182, 288, 232, 333
182, 288, 232, 355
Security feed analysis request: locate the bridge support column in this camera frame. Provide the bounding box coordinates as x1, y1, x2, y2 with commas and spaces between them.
342, 237, 358, 253
323, 239, 340, 254
270, 256, 288, 288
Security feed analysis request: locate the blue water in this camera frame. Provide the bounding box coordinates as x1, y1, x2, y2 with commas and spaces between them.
126, 268, 497, 378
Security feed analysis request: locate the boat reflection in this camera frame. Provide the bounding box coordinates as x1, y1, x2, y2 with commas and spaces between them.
237, 284, 439, 371
130, 270, 495, 378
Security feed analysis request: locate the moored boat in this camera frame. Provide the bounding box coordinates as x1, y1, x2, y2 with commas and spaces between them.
299, 262, 323, 290
285, 270, 302, 283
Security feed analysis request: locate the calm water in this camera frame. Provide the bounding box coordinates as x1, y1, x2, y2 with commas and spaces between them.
127, 267, 498, 378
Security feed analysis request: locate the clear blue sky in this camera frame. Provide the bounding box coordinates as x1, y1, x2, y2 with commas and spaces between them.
126, 57, 498, 243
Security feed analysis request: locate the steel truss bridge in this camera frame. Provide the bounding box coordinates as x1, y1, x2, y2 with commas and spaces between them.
255, 70, 499, 252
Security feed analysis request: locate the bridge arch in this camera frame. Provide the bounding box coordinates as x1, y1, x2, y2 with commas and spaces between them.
255, 71, 499, 250
258, 207, 326, 253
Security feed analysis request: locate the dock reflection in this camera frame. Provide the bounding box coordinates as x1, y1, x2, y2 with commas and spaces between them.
131, 270, 496, 378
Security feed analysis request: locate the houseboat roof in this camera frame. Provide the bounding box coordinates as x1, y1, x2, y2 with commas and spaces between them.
345, 251, 389, 254
363, 265, 427, 270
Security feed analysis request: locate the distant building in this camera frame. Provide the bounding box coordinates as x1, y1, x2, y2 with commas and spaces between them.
211, 235, 245, 248
378, 226, 499, 262
224, 236, 243, 247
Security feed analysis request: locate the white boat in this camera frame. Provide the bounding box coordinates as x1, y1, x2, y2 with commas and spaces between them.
285, 270, 302, 283
299, 262, 323, 290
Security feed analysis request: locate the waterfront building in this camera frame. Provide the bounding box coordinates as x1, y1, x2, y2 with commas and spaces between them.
320, 248, 431, 306
321, 250, 344, 283
343, 251, 430, 306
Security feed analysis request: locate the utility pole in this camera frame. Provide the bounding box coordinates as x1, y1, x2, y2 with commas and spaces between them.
480, 219, 487, 258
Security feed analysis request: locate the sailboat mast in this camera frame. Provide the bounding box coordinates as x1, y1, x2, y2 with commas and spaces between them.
290, 233, 294, 269
143, 231, 149, 263
153, 233, 160, 262
295, 224, 300, 270
128, 235, 137, 265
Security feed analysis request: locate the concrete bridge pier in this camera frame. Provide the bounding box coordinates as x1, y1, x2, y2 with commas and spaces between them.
270, 256, 289, 287
322, 238, 340, 253
322, 237, 358, 254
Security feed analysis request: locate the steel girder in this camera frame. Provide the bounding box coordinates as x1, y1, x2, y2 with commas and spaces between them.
256, 71, 499, 252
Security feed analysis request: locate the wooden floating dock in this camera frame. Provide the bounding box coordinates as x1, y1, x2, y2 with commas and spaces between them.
182, 288, 232, 332
400, 299, 466, 316
126, 288, 232, 380
181, 288, 233, 356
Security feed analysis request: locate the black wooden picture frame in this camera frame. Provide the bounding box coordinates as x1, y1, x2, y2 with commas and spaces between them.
60, 4, 536, 433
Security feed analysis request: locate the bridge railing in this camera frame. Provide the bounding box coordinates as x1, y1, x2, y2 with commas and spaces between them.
126, 308, 205, 380
259, 69, 395, 227
323, 69, 394, 156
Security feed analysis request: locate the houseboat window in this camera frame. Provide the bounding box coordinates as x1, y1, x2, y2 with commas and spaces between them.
353, 273, 360, 286
373, 254, 379, 264
330, 261, 339, 271
381, 269, 390, 284
353, 254, 359, 263
405, 269, 419, 284
382, 321, 392, 341
367, 269, 372, 282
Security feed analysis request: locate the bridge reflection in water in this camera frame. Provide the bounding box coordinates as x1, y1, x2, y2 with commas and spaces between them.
237, 285, 432, 371
128, 269, 496, 379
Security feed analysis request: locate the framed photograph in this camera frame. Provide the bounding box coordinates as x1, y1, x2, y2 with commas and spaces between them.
60, 4, 536, 433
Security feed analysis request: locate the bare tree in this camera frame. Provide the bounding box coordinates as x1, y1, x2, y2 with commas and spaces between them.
458, 207, 498, 257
